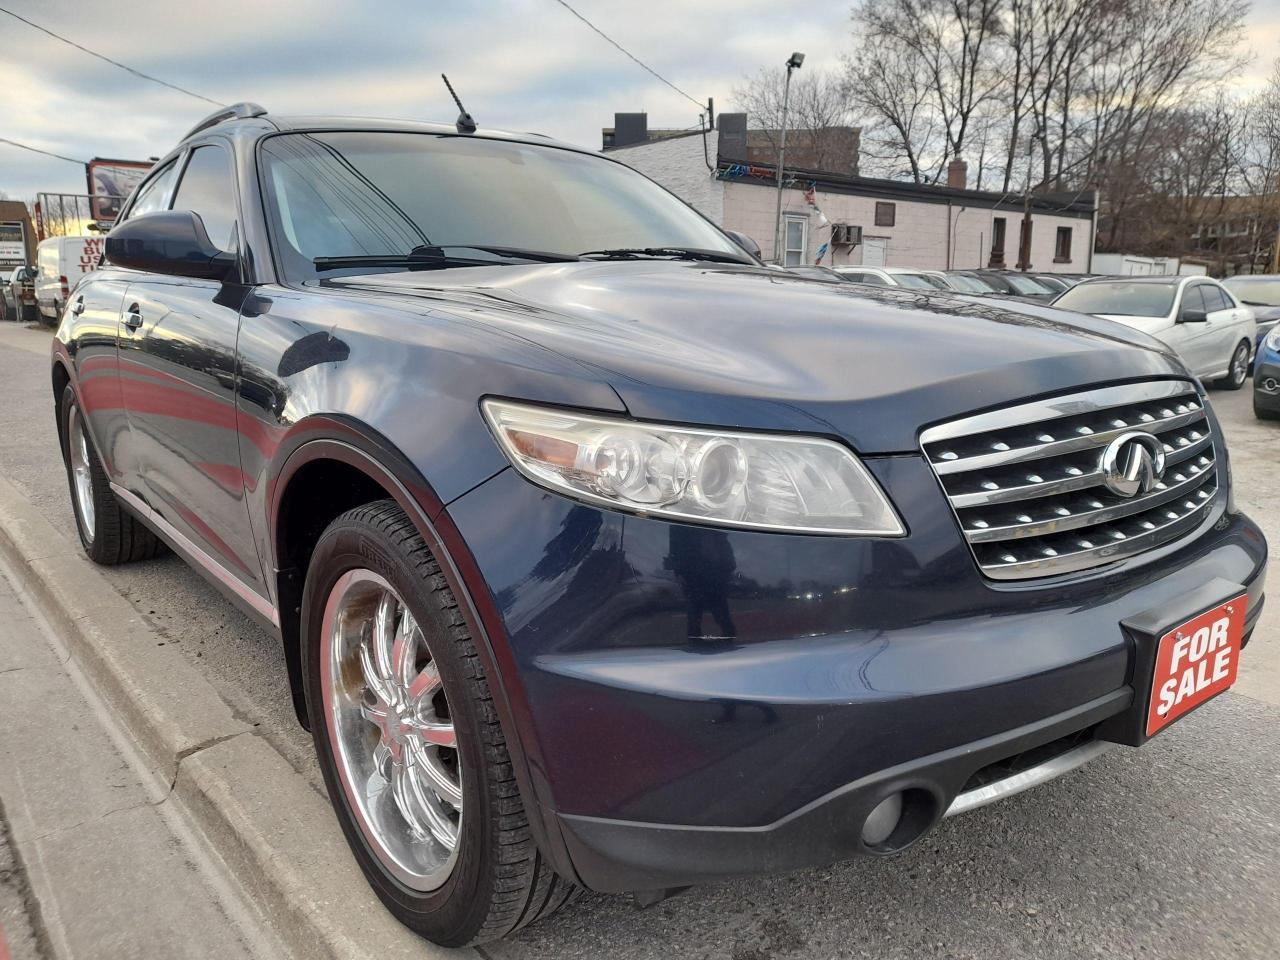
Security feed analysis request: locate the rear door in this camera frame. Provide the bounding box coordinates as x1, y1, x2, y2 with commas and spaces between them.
1202, 282, 1249, 371
118, 140, 268, 597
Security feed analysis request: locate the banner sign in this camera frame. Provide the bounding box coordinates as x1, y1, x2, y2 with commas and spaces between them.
0, 221, 26, 268
85, 158, 152, 222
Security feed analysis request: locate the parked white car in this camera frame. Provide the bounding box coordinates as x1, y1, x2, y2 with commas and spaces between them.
34, 235, 105, 322
833, 265, 949, 291
1054, 276, 1257, 389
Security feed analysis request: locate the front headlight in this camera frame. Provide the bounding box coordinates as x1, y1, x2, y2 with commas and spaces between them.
1265, 326, 1280, 352
482, 399, 905, 535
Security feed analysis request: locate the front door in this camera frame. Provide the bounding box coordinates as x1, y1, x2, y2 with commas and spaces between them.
118, 141, 267, 598
862, 237, 888, 267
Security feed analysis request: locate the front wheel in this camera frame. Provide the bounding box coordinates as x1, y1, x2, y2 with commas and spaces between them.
1214, 340, 1251, 390
301, 500, 577, 946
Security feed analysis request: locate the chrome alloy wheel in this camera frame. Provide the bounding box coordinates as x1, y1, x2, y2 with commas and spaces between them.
68, 406, 95, 540
1232, 343, 1250, 385
320, 569, 462, 890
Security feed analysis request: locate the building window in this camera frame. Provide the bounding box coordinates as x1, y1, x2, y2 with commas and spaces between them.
1055, 226, 1072, 262
874, 202, 896, 227
783, 215, 808, 266
989, 217, 1007, 268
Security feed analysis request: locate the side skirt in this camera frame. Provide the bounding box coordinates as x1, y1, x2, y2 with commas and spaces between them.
110, 482, 281, 634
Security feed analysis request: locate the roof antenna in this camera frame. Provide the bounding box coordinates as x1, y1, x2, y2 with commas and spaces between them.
441, 74, 477, 134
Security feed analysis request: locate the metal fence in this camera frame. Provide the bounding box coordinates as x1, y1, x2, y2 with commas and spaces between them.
33, 192, 119, 241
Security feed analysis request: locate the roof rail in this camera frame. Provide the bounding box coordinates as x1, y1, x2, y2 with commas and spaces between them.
181, 102, 268, 142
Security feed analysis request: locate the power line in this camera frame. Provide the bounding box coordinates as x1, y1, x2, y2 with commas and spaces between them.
0, 6, 224, 107
0, 137, 85, 165
550, 0, 704, 111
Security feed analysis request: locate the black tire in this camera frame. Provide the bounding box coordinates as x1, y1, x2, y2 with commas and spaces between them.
301, 500, 578, 946
1213, 340, 1251, 390
59, 384, 165, 564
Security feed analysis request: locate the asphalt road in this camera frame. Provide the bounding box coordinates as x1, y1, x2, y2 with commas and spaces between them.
0, 321, 1277, 960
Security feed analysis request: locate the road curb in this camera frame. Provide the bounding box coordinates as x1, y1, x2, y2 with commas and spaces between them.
0, 475, 471, 959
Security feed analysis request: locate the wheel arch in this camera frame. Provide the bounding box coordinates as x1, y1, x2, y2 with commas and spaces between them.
52, 358, 72, 449
267, 422, 580, 882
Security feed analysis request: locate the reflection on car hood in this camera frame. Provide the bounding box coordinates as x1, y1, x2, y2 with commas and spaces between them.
331, 261, 1189, 453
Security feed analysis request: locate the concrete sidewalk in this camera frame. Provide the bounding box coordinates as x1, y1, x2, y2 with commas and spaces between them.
0, 564, 282, 959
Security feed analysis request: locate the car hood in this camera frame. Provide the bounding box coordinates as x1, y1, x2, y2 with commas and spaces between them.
331, 261, 1188, 453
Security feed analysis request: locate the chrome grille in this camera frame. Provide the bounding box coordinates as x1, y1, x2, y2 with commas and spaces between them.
920, 381, 1219, 580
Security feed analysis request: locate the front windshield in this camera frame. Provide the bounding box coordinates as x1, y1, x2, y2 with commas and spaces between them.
894, 272, 943, 291
259, 131, 746, 279
947, 274, 995, 293
1005, 275, 1052, 295
1222, 276, 1280, 306
1055, 281, 1177, 317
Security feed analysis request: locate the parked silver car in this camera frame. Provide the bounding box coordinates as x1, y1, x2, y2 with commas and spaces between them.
1054, 276, 1257, 389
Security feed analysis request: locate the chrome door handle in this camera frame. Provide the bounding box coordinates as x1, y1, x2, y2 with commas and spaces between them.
123, 307, 143, 330
71, 297, 85, 316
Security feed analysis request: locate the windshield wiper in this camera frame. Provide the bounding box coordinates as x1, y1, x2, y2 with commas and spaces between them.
314, 244, 581, 272
578, 246, 752, 265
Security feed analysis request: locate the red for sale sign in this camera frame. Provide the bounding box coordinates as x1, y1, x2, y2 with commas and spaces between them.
1146, 595, 1246, 736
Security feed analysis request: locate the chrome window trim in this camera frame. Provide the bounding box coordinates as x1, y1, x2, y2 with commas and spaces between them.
110, 482, 279, 627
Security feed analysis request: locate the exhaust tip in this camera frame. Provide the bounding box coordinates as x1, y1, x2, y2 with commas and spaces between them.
860, 788, 940, 854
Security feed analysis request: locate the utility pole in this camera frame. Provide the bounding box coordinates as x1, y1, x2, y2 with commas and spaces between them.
773, 51, 804, 265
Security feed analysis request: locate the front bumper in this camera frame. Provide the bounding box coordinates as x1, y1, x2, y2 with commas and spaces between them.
1255, 360, 1280, 411
447, 458, 1267, 893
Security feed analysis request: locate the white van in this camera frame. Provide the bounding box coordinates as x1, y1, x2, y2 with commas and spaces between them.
34, 235, 105, 322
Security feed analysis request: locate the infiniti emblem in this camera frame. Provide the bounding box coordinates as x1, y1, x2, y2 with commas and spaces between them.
1100, 431, 1166, 498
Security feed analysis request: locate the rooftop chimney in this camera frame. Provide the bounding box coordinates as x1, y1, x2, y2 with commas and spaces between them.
613, 113, 649, 148
717, 112, 748, 162
947, 158, 968, 190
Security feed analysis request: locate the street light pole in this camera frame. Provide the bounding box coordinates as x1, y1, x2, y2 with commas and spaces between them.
773, 52, 804, 265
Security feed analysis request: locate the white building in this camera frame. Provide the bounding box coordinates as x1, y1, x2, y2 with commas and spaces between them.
605, 113, 1097, 274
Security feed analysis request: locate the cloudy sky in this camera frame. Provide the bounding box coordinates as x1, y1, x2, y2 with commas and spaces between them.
4, 0, 1280, 200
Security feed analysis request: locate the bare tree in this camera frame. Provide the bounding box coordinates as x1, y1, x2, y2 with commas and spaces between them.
730, 67, 857, 172
853, 0, 1005, 171
844, 38, 938, 182
1080, 0, 1248, 248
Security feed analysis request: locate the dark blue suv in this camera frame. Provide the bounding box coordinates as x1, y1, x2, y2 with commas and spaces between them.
52, 104, 1267, 946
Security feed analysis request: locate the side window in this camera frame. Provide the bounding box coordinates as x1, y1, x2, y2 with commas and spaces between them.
1204, 285, 1232, 312
1182, 285, 1208, 316
124, 162, 177, 220
169, 145, 238, 251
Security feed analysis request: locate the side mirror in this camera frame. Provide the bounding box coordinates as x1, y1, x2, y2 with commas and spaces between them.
723, 229, 762, 259
105, 211, 236, 281
1179, 307, 1208, 323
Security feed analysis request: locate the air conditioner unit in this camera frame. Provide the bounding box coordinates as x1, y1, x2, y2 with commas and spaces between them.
832, 224, 862, 246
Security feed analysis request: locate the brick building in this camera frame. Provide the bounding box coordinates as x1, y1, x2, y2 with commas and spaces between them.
604, 112, 1096, 273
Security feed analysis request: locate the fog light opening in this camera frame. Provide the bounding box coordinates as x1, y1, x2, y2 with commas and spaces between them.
1263, 377, 1278, 392
861, 788, 939, 854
